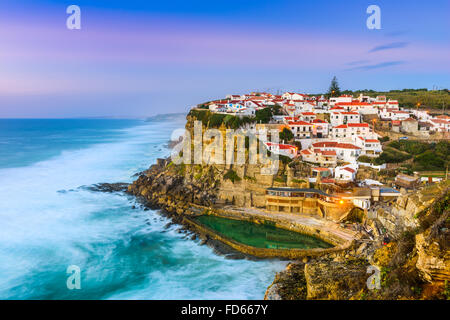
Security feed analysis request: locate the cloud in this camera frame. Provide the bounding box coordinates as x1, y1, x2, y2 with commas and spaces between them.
345, 60, 405, 71
345, 60, 370, 66
369, 42, 409, 53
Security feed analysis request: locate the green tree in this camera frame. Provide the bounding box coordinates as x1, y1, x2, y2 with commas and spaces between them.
279, 128, 294, 142
255, 108, 273, 123
328, 76, 341, 97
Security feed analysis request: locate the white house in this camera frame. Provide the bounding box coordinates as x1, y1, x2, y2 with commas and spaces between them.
226, 94, 243, 100
209, 103, 228, 112
334, 166, 357, 182
334, 143, 362, 163
288, 120, 313, 138
282, 92, 308, 101
331, 123, 371, 138
300, 148, 337, 166
236, 107, 256, 116
311, 141, 362, 163
330, 111, 361, 126
299, 112, 316, 122
429, 119, 450, 132
378, 107, 410, 121
412, 110, 431, 121
265, 142, 298, 158
228, 102, 246, 112
329, 95, 353, 106
311, 119, 330, 138
353, 136, 382, 157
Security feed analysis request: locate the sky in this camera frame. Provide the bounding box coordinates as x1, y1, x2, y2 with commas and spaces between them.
0, 0, 449, 118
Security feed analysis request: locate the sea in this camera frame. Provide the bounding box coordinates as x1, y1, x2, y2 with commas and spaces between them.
0, 115, 286, 300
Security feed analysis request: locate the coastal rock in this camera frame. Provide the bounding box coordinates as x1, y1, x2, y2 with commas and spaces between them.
304, 259, 369, 300
264, 263, 307, 300
85, 182, 129, 193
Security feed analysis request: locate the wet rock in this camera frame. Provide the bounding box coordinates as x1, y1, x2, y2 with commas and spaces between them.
85, 182, 129, 193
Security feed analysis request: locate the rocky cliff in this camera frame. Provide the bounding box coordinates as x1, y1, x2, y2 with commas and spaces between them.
265, 183, 449, 300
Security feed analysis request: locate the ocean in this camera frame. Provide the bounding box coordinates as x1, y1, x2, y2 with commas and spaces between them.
0, 116, 286, 299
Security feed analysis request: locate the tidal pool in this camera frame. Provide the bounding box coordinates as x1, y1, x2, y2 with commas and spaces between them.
195, 215, 333, 250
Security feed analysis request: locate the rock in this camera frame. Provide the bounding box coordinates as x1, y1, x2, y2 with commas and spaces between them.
416, 233, 450, 283
84, 182, 129, 193
356, 243, 368, 256
264, 263, 307, 300
304, 260, 369, 300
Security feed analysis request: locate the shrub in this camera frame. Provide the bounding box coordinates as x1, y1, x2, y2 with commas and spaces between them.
223, 170, 241, 183
358, 155, 373, 163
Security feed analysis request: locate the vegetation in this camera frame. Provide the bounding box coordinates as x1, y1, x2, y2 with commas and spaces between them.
188, 109, 254, 129
373, 147, 412, 165
357, 155, 373, 163
340, 88, 449, 110
274, 175, 287, 183
223, 169, 241, 183
244, 175, 257, 182
364, 140, 450, 171
255, 106, 283, 124
327, 76, 341, 97
279, 128, 294, 142
279, 155, 293, 165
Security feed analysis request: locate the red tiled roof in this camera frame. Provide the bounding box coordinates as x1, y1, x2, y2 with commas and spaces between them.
288, 121, 312, 126
335, 101, 371, 106
312, 141, 337, 148
335, 143, 361, 150
348, 123, 369, 128
266, 143, 297, 150
343, 167, 356, 173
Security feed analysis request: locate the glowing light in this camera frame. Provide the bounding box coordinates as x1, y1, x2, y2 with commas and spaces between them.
339, 200, 344, 204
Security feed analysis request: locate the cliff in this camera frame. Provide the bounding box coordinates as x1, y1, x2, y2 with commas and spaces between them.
126, 113, 449, 300
265, 183, 449, 300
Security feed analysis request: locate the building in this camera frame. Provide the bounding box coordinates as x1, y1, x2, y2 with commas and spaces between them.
335, 166, 357, 182
265, 142, 298, 159
300, 148, 337, 166
395, 174, 420, 189
265, 187, 352, 221
330, 111, 361, 126
331, 123, 371, 138
429, 119, 450, 132
353, 136, 382, 157
311, 119, 330, 138
401, 118, 419, 134
288, 120, 313, 138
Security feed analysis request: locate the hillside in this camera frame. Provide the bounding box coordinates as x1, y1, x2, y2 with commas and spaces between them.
339, 89, 449, 111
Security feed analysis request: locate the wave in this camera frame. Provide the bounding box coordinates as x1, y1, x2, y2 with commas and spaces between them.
0, 118, 285, 299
